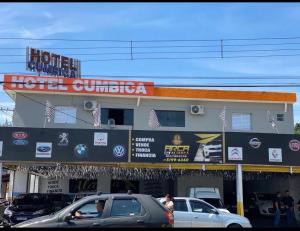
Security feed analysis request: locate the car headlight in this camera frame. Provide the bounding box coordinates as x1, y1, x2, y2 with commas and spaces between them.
33, 209, 46, 215
4, 207, 12, 216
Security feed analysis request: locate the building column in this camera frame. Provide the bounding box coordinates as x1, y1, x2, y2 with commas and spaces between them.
0, 162, 2, 198
236, 164, 244, 216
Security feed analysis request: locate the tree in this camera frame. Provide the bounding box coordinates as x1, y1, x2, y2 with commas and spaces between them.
295, 123, 300, 134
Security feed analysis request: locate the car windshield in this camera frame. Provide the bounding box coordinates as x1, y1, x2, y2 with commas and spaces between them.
257, 193, 274, 201
200, 198, 224, 208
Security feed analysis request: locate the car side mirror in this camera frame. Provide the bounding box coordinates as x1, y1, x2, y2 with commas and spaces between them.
64, 213, 73, 222
212, 208, 219, 214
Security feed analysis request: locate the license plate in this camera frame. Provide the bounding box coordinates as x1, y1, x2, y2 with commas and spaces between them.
16, 217, 27, 221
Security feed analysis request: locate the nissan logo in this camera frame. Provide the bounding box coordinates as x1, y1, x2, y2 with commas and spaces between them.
249, 138, 261, 149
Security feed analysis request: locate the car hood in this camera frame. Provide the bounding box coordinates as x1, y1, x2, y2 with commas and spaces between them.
219, 212, 251, 224
13, 214, 56, 227
217, 208, 231, 214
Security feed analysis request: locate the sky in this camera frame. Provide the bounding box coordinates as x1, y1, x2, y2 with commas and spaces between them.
1, 2, 300, 125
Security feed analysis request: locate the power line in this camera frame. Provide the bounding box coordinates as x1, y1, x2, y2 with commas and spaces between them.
2, 36, 300, 42
2, 72, 300, 80
3, 53, 300, 64
1, 81, 300, 88
3, 48, 300, 57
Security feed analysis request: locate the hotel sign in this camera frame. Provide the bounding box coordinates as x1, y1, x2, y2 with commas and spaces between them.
4, 75, 154, 96
26, 47, 81, 78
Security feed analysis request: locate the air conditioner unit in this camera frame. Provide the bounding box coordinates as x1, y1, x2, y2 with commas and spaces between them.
190, 105, 205, 115
83, 100, 97, 111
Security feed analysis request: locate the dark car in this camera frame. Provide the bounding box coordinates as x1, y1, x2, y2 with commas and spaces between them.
13, 192, 174, 228
3, 193, 73, 225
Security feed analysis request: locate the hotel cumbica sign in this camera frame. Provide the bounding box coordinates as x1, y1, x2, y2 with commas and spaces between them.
26, 47, 81, 78
4, 75, 154, 97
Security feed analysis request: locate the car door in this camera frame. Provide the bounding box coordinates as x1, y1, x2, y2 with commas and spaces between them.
173, 199, 192, 227
189, 199, 223, 227
59, 199, 107, 228
101, 197, 148, 227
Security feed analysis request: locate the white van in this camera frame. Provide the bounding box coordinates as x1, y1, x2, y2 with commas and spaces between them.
188, 187, 230, 213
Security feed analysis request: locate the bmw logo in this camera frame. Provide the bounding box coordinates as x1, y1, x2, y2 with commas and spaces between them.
74, 144, 88, 158
113, 145, 126, 158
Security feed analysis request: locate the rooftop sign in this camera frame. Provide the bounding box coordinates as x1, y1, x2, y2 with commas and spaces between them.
3, 75, 154, 96
26, 47, 81, 78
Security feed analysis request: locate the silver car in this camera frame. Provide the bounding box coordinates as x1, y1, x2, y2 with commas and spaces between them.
158, 197, 252, 228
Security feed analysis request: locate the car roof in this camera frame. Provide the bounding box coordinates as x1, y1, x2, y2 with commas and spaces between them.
158, 197, 206, 202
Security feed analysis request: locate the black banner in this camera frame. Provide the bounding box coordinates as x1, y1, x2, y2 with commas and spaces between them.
0, 127, 128, 163
225, 132, 300, 166
131, 131, 223, 163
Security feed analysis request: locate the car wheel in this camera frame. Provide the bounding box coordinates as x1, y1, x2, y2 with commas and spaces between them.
227, 223, 242, 228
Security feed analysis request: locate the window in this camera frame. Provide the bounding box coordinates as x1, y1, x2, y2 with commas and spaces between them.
231, 113, 251, 131
73, 199, 106, 219
110, 198, 142, 217
190, 200, 215, 214
174, 199, 188, 212
155, 110, 185, 127
54, 106, 76, 124
277, 114, 284, 121
101, 108, 133, 125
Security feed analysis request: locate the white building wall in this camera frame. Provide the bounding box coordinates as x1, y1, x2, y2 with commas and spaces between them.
97, 176, 111, 193
13, 171, 28, 197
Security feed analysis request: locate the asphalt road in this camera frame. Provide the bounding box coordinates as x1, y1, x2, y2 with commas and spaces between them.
248, 215, 300, 228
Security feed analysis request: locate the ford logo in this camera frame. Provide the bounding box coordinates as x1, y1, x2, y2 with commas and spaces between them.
13, 140, 28, 145
37, 146, 51, 152
249, 138, 261, 149
12, 132, 28, 139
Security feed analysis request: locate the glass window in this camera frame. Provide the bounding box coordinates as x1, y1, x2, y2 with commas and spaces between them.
277, 114, 284, 121
174, 199, 188, 212
231, 113, 251, 131
190, 200, 215, 214
110, 198, 142, 217
54, 106, 76, 124
101, 108, 133, 125
155, 110, 185, 127
74, 199, 106, 219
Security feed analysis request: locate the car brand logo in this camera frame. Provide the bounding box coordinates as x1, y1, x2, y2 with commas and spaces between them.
37, 146, 51, 152
249, 138, 261, 149
12, 132, 28, 139
58, 132, 69, 146
113, 145, 126, 158
228, 147, 243, 161
289, 139, 300, 151
13, 140, 28, 145
74, 144, 88, 158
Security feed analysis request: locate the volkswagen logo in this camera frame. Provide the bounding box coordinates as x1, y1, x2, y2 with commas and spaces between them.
249, 138, 261, 149
113, 145, 126, 158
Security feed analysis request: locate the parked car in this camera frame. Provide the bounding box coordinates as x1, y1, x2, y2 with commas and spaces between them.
158, 197, 252, 228
3, 193, 73, 225
188, 187, 230, 213
13, 192, 174, 228
246, 192, 284, 216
